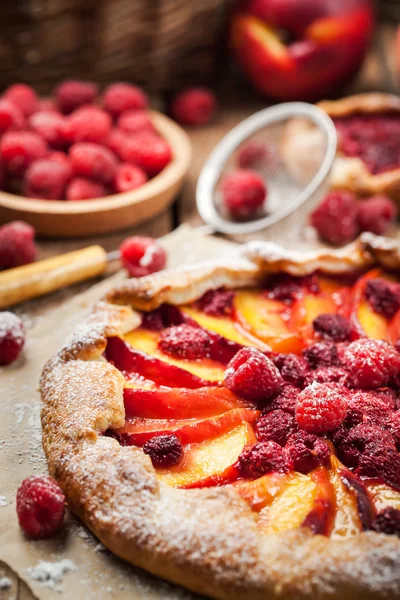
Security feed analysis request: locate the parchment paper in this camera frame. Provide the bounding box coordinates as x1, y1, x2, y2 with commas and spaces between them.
0, 226, 237, 600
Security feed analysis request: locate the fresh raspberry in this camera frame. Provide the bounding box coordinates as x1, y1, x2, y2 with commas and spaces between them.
55, 79, 98, 114
0, 312, 25, 365
0, 131, 48, 176
335, 423, 396, 468
38, 99, 58, 113
70, 142, 117, 183
255, 409, 297, 445
238, 140, 272, 170
119, 235, 166, 277
303, 366, 348, 388
65, 178, 106, 201
285, 431, 330, 473
264, 273, 319, 303
121, 133, 172, 177
268, 385, 300, 414
381, 410, 400, 448
296, 383, 348, 434
170, 87, 217, 127
374, 388, 398, 410
364, 279, 400, 319
102, 83, 148, 118
114, 163, 148, 193
312, 313, 351, 342
273, 353, 309, 387
224, 347, 283, 403
347, 391, 392, 425
371, 507, 400, 537
358, 195, 397, 236
16, 476, 65, 539
303, 341, 339, 369
140, 304, 185, 331
5, 84, 38, 117
0, 99, 25, 133
118, 110, 155, 135
47, 151, 71, 168
310, 191, 359, 245
159, 324, 211, 360
344, 339, 400, 389
104, 128, 129, 159
62, 106, 112, 144
0, 220, 36, 268
25, 159, 72, 200
220, 169, 267, 220
196, 289, 235, 317
29, 111, 66, 149
357, 442, 400, 489
143, 434, 183, 468
238, 441, 287, 478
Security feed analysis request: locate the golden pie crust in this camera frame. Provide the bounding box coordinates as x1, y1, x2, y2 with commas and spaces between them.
41, 233, 400, 600
281, 93, 400, 201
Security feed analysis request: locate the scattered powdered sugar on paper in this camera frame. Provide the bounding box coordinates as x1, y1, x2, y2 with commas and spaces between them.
0, 496, 8, 507
0, 577, 12, 589
27, 559, 77, 592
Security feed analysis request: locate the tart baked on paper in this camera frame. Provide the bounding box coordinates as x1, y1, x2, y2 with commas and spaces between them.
41, 233, 400, 600
282, 92, 400, 201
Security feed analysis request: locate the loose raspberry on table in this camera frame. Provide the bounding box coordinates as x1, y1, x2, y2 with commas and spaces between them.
268, 385, 300, 414
0, 99, 25, 133
224, 347, 283, 403
143, 434, 183, 468
238, 440, 287, 478
273, 353, 309, 387
170, 87, 217, 127
344, 338, 400, 389
103, 82, 148, 117
371, 507, 400, 537
16, 476, 65, 539
0, 131, 48, 176
255, 409, 297, 446
310, 191, 359, 246
62, 106, 112, 144
159, 324, 211, 360
55, 79, 98, 114
285, 431, 330, 473
121, 133, 172, 177
238, 140, 272, 171
0, 311, 25, 366
104, 128, 129, 159
357, 442, 400, 490
0, 220, 36, 268
312, 313, 351, 342
303, 341, 339, 369
70, 142, 117, 183
364, 278, 400, 319
25, 158, 72, 200
195, 289, 235, 317
220, 169, 267, 220
29, 111, 66, 149
114, 163, 148, 193
65, 178, 106, 201
5, 84, 38, 117
334, 423, 396, 469
118, 110, 155, 135
358, 195, 397, 236
303, 366, 348, 388
119, 235, 166, 278
296, 383, 348, 434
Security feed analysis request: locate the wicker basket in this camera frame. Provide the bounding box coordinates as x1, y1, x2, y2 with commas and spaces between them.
0, 0, 234, 93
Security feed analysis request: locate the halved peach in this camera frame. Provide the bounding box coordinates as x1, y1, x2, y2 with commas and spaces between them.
123, 386, 253, 419
117, 408, 260, 446
156, 422, 256, 488
366, 481, 400, 512
328, 455, 362, 539
231, 472, 292, 512
234, 290, 303, 353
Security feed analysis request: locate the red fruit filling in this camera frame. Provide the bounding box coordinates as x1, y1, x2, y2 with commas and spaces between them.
343, 339, 400, 389
310, 191, 359, 246
143, 434, 183, 468
303, 341, 339, 369
285, 431, 330, 474
358, 195, 397, 236
0, 220, 36, 268
220, 169, 267, 220
303, 366, 348, 388
371, 507, 400, 537
334, 424, 396, 469
265, 273, 319, 303
0, 311, 25, 366
238, 441, 287, 478
347, 391, 393, 425
159, 324, 212, 360
16, 476, 65, 539
170, 88, 217, 127
296, 383, 348, 434
273, 353, 309, 387
196, 289, 235, 317
119, 236, 166, 278
255, 409, 297, 446
312, 313, 351, 342
357, 443, 400, 490
224, 347, 283, 403
267, 385, 300, 415
364, 278, 400, 319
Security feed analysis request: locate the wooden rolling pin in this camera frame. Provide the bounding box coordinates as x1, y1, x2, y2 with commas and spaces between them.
0, 245, 119, 309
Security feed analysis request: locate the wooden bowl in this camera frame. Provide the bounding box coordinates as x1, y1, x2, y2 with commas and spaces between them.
0, 111, 192, 238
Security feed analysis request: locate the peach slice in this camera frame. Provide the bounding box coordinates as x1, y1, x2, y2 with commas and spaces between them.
156, 422, 256, 488
231, 472, 293, 512
290, 293, 338, 342
366, 482, 400, 513
258, 467, 335, 536
328, 455, 362, 539
123, 386, 253, 419
346, 268, 390, 341
117, 408, 260, 446
388, 309, 400, 346
124, 329, 225, 382
234, 290, 303, 353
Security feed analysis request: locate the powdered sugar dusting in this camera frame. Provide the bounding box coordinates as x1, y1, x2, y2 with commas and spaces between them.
0, 311, 24, 342
27, 559, 77, 591
0, 577, 12, 589
0, 496, 8, 507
